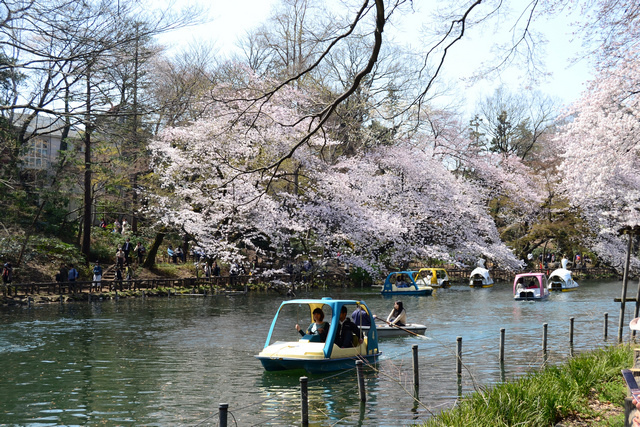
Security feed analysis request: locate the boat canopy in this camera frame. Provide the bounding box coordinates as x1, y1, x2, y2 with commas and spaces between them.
382, 271, 419, 291
548, 268, 572, 283
469, 267, 492, 281
415, 268, 449, 285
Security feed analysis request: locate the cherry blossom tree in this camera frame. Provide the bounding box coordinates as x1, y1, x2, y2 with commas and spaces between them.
148, 74, 524, 274
555, 45, 640, 272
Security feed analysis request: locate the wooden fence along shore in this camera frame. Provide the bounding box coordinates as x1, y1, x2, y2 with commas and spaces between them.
0, 267, 618, 300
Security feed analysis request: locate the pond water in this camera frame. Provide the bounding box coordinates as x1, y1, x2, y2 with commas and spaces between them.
0, 278, 636, 426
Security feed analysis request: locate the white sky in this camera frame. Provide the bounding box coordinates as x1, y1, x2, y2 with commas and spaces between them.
158, 0, 594, 116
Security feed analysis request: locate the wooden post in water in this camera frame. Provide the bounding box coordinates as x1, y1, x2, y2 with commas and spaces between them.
569, 317, 575, 357
456, 336, 462, 376
618, 233, 633, 343
542, 323, 548, 365
300, 376, 309, 426
604, 312, 608, 340
499, 328, 505, 363
412, 345, 419, 389
219, 403, 228, 427
356, 360, 366, 402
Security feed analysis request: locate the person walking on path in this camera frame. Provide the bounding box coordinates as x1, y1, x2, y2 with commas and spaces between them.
2, 262, 12, 295
2, 261, 12, 284
134, 242, 146, 265
116, 247, 125, 268
113, 267, 123, 291
113, 219, 121, 234
122, 238, 132, 265
67, 264, 79, 293
92, 261, 103, 291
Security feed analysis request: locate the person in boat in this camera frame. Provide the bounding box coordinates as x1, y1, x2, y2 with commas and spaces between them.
336, 306, 364, 348
296, 308, 329, 342
395, 275, 409, 288
351, 305, 371, 327
386, 301, 407, 327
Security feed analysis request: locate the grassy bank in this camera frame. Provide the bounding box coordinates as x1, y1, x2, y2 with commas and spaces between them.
422, 345, 633, 427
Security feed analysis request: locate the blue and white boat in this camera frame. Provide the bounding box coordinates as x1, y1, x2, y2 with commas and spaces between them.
256, 298, 381, 373
381, 271, 433, 296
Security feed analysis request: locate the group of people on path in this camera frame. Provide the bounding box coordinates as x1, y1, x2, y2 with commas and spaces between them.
100, 217, 131, 236
294, 300, 408, 347
167, 245, 184, 264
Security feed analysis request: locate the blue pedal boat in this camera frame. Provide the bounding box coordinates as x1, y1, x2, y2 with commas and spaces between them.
256, 297, 381, 373
381, 271, 433, 296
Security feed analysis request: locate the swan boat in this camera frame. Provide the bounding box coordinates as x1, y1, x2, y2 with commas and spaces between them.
256, 298, 381, 373
513, 272, 549, 301
414, 268, 451, 288
469, 259, 494, 288
548, 258, 579, 292
381, 271, 434, 296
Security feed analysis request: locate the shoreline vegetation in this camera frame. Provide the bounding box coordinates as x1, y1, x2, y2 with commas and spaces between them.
422, 345, 632, 427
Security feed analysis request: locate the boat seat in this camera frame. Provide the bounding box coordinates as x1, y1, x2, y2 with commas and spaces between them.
331, 337, 368, 358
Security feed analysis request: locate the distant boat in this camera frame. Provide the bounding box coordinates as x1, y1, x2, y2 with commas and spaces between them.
469, 258, 494, 288
513, 272, 549, 301
548, 258, 579, 292
414, 268, 451, 288
381, 271, 433, 296
256, 298, 381, 373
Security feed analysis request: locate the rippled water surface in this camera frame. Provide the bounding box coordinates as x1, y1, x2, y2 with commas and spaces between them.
0, 278, 634, 426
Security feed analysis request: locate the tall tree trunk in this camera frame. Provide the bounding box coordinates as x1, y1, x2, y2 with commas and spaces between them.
131, 27, 140, 234
142, 231, 165, 269
81, 68, 92, 257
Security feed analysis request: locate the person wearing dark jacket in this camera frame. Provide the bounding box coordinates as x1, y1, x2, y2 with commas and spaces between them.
336, 306, 363, 348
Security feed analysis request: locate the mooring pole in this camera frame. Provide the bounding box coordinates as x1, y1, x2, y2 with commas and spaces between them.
618, 232, 633, 343
569, 317, 575, 357
300, 376, 309, 426
412, 345, 419, 389
499, 328, 505, 363
219, 403, 228, 427
456, 336, 462, 376
604, 312, 608, 340
542, 323, 548, 365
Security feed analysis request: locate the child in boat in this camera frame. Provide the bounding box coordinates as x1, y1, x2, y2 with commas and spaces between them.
387, 301, 407, 326
296, 308, 329, 342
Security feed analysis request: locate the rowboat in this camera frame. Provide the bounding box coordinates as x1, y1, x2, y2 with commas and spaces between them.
256, 298, 381, 373
513, 272, 549, 301
548, 258, 579, 292
469, 259, 494, 288
381, 271, 433, 296
362, 322, 427, 338
414, 268, 451, 288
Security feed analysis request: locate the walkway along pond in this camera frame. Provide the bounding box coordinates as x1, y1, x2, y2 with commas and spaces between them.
0, 278, 634, 425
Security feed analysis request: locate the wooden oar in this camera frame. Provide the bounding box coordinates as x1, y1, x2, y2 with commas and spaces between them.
373, 315, 431, 339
